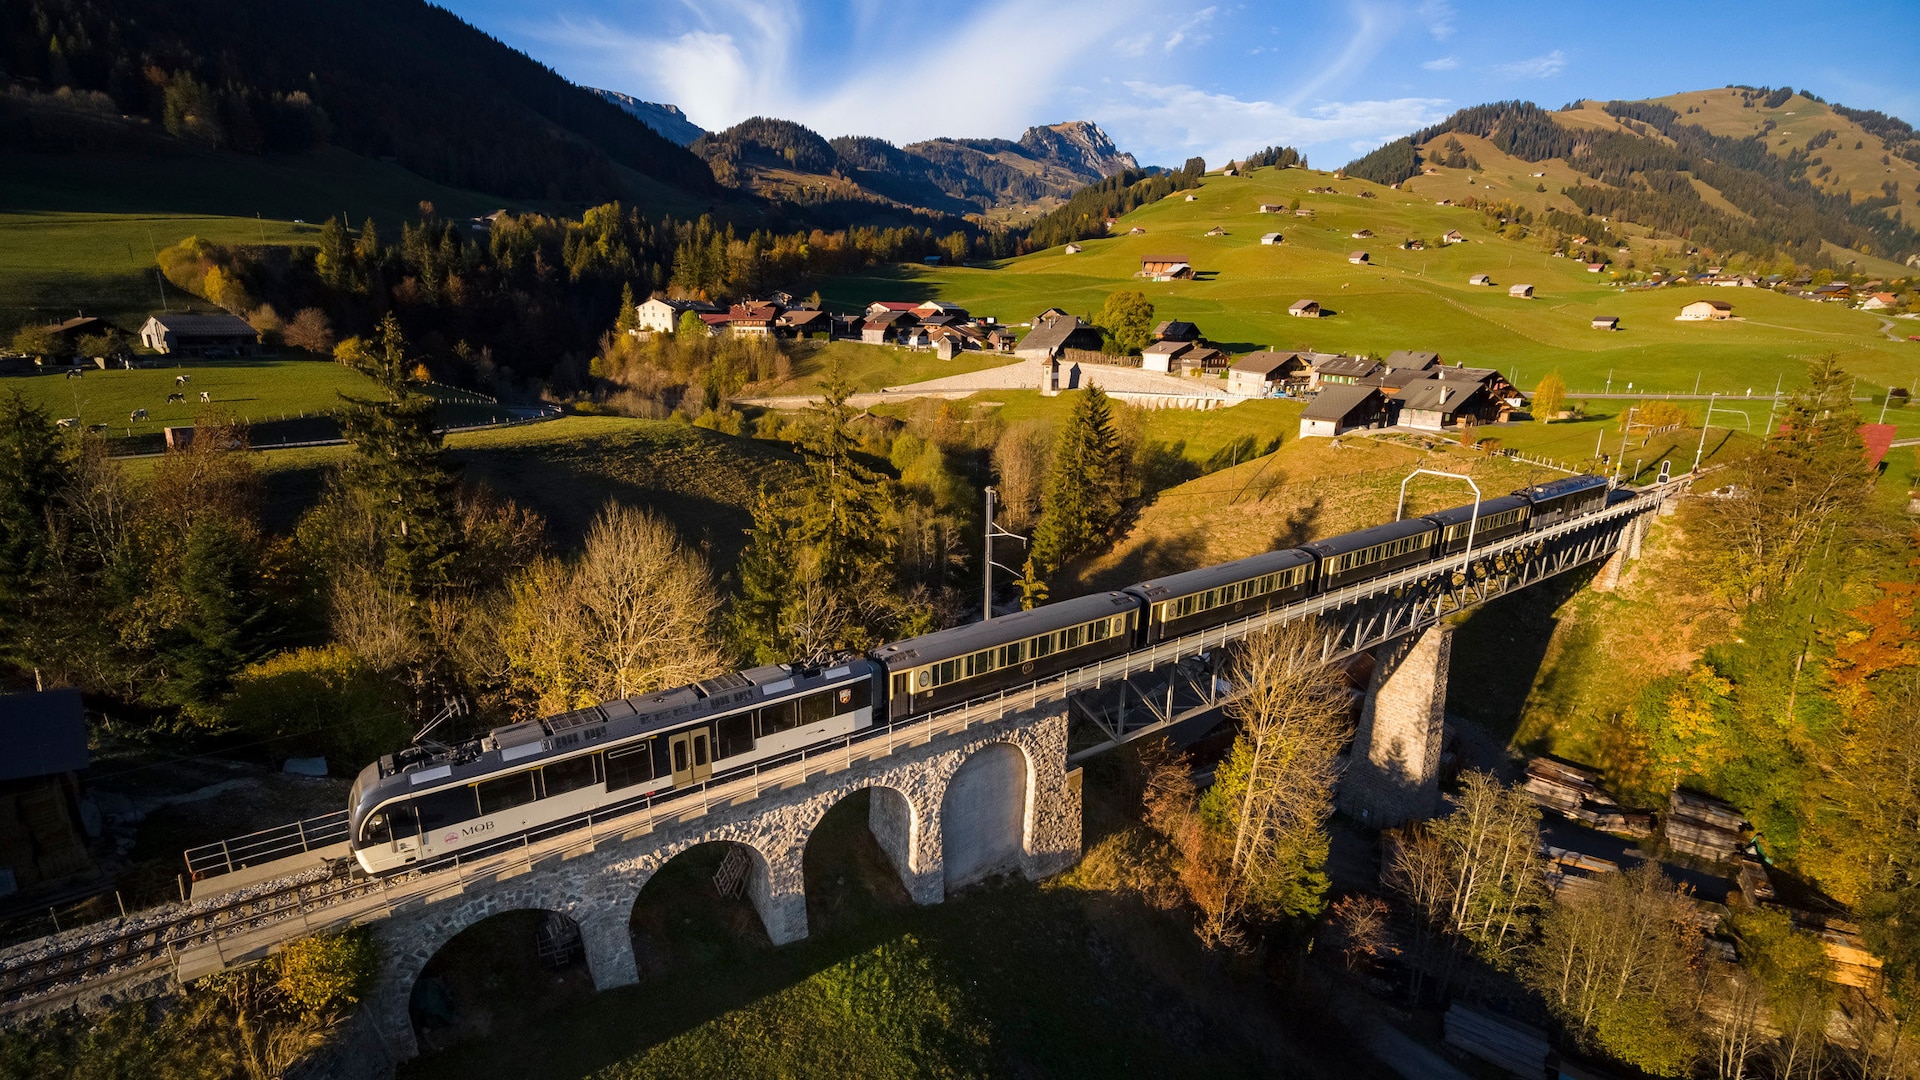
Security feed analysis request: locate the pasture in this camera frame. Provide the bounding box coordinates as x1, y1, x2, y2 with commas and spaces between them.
5, 358, 377, 436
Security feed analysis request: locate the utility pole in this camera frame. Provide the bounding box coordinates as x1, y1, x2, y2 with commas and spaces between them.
1615, 406, 1637, 483
1605, 369, 1613, 395
982, 487, 1027, 622
1693, 393, 1718, 472
1764, 373, 1782, 437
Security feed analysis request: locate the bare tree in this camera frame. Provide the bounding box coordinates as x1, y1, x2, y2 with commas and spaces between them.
1707, 964, 1767, 1080
990, 419, 1052, 532
283, 307, 336, 354
1140, 739, 1241, 949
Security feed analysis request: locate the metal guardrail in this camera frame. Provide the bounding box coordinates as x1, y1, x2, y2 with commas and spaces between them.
183, 811, 350, 881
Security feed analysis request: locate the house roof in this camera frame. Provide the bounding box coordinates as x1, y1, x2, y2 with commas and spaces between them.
1140, 255, 1190, 266
0, 690, 88, 781
1231, 351, 1307, 377
144, 312, 258, 336
781, 309, 830, 325
1393, 376, 1483, 416
1592, 315, 1619, 324
1348, 251, 1369, 259
1142, 340, 1193, 357
1153, 320, 1199, 339
52, 316, 103, 335
1383, 349, 1441, 371
1313, 355, 1379, 379
1301, 384, 1382, 421
1288, 299, 1319, 312
870, 301, 919, 311
1688, 299, 1734, 311
1017, 316, 1095, 355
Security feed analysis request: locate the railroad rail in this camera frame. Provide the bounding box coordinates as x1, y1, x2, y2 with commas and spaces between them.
0, 480, 1674, 1017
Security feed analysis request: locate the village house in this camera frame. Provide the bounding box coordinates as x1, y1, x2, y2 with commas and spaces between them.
1309, 354, 1380, 389
1299, 385, 1389, 438
1392, 376, 1493, 432
1179, 346, 1230, 376
1348, 251, 1370, 264
1509, 284, 1535, 298
1204, 226, 1228, 237
1014, 312, 1102, 361
1257, 204, 1284, 214
914, 300, 968, 321
779, 308, 832, 339
1679, 299, 1734, 321
986, 327, 1020, 352
1442, 229, 1465, 244
729, 315, 775, 338
1383, 350, 1442, 374
1141, 339, 1193, 373
1402, 238, 1425, 251
137, 312, 261, 357
1592, 315, 1620, 331
1064, 243, 1084, 254
1260, 232, 1284, 245
1138, 256, 1195, 282
1813, 283, 1853, 302
1288, 299, 1324, 318
696, 312, 733, 336
635, 296, 720, 334
1469, 274, 1494, 286
1861, 292, 1899, 310
1228, 351, 1310, 397
861, 309, 913, 344
1154, 320, 1201, 342
1586, 263, 1606, 273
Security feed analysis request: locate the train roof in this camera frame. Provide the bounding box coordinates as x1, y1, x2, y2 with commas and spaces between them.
1128, 548, 1316, 603
1423, 494, 1532, 528
1606, 487, 1638, 506
1515, 474, 1609, 501
1298, 516, 1436, 558
872, 591, 1138, 670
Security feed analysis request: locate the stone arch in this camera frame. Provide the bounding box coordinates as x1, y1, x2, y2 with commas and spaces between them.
940, 741, 1033, 890
797, 785, 933, 929
621, 834, 798, 977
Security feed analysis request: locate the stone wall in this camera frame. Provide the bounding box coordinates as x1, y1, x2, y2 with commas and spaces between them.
1338, 624, 1454, 827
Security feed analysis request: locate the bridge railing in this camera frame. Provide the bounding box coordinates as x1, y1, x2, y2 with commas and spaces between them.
184, 811, 350, 881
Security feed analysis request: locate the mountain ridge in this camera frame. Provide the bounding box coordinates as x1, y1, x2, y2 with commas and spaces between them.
588, 89, 707, 148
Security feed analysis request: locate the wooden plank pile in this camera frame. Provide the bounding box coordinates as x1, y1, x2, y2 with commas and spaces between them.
1443, 1002, 1552, 1077
1665, 789, 1747, 862
1787, 912, 1885, 989
1522, 758, 1654, 837
1734, 858, 1774, 906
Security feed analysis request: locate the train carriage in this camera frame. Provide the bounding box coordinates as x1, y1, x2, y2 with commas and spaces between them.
1518, 474, 1610, 528
1423, 494, 1532, 556
1128, 549, 1318, 644
1300, 517, 1439, 592
874, 592, 1140, 721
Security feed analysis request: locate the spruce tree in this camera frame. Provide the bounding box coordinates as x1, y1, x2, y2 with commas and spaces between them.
0, 392, 65, 665
1031, 385, 1122, 574
162, 516, 271, 714
614, 282, 639, 335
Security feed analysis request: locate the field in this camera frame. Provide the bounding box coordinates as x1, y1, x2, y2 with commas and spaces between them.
817, 164, 1920, 428
4, 357, 377, 436
771, 338, 1021, 394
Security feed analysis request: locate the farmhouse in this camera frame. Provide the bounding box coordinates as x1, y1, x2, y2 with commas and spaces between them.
1064, 243, 1084, 254
1402, 238, 1425, 251
1348, 251, 1370, 265
779, 309, 831, 339
1141, 339, 1194, 373
728, 315, 775, 338
1204, 226, 1227, 237
1586, 263, 1606, 273
1179, 346, 1230, 376
1861, 292, 1899, 310
1288, 299, 1324, 318
1469, 274, 1494, 286
1679, 300, 1734, 321
1257, 204, 1284, 213
1509, 284, 1535, 299
1153, 320, 1201, 342
1392, 376, 1492, 432
1299, 385, 1389, 438
1310, 354, 1380, 389
861, 310, 913, 344
137, 312, 261, 357
636, 296, 706, 333
1139, 256, 1195, 281
1351, 229, 1373, 239
1442, 230, 1465, 244
1015, 313, 1103, 360
1128, 226, 1147, 235
1592, 315, 1620, 331
1383, 350, 1442, 374
1229, 351, 1310, 397
1260, 233, 1284, 245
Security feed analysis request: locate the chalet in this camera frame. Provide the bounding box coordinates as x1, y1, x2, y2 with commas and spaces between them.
866, 301, 919, 317
137, 312, 261, 357
636, 296, 719, 334
1348, 251, 1370, 265
697, 312, 733, 336
1813, 283, 1853, 301
1036, 307, 1072, 321
1383, 350, 1442, 373
0, 690, 92, 894
1393, 373, 1506, 431
1592, 315, 1620, 331
1153, 320, 1201, 342
1678, 300, 1734, 321
1014, 313, 1102, 360
1442, 229, 1466, 244
780, 309, 832, 339
1351, 229, 1373, 239
1257, 204, 1284, 214
1299, 385, 1389, 438
729, 316, 775, 338
1310, 354, 1380, 388
861, 310, 912, 344
897, 325, 933, 349
1861, 292, 1898, 310
1204, 226, 1228, 236
1260, 233, 1284, 245
48, 315, 103, 344
1402, 239, 1425, 251
1469, 274, 1494, 286
1228, 351, 1310, 397
933, 333, 965, 360
986, 327, 1020, 352
914, 300, 968, 320
1064, 243, 1084, 254
1141, 340, 1194, 373
1288, 299, 1324, 318
1509, 284, 1535, 298
1178, 346, 1230, 376
1139, 256, 1195, 282
1586, 263, 1606, 273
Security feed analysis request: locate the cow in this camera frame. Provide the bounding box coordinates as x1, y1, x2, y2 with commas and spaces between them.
56, 417, 78, 429
199, 391, 211, 403
175, 374, 191, 386
64, 369, 83, 379
167, 393, 186, 404
88, 423, 109, 433
130, 409, 148, 422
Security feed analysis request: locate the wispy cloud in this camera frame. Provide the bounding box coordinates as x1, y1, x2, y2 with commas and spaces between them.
1163, 5, 1217, 52
1418, 0, 1455, 40
1498, 49, 1567, 79
1095, 80, 1449, 168
1421, 56, 1458, 71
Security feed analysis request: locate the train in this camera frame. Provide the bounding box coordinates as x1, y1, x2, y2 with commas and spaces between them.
349, 473, 1619, 875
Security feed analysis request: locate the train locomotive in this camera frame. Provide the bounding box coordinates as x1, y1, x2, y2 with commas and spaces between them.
349, 473, 1616, 875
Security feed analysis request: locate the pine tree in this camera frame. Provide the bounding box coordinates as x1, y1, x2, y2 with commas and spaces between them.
0, 392, 65, 664
162, 516, 271, 714
1031, 386, 1122, 574
1016, 556, 1048, 610
614, 282, 638, 335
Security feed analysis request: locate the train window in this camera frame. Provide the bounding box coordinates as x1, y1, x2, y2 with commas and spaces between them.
692, 733, 709, 767
966, 649, 996, 678
605, 742, 655, 790
1033, 632, 1056, 659
477, 772, 538, 816
1088, 618, 1111, 642
414, 787, 479, 832
798, 690, 836, 726
717, 711, 754, 758
759, 698, 799, 736
893, 672, 911, 697
938, 658, 963, 685
361, 812, 392, 845
542, 755, 598, 797
840, 679, 871, 712
999, 640, 1026, 667
671, 740, 688, 773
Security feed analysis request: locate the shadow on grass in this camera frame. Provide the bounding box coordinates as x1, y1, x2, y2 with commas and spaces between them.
1444, 565, 1593, 746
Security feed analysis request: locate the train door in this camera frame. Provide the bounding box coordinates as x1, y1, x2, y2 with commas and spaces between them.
669, 729, 713, 786
387, 803, 420, 863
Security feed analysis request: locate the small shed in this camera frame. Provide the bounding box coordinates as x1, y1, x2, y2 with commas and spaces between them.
1288, 299, 1323, 318
1348, 251, 1370, 264
1469, 274, 1493, 286
1204, 226, 1227, 236
1680, 299, 1734, 321
1257, 204, 1283, 213
1299, 385, 1388, 438
1141, 339, 1194, 373
1183, 193, 1198, 202
1064, 243, 1083, 254
1351, 229, 1373, 239
1591, 316, 1620, 331
1509, 284, 1535, 298
1442, 229, 1465, 244
1260, 233, 1284, 245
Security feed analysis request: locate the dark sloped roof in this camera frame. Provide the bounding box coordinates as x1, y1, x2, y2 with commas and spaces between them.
1393, 376, 1484, 416
1017, 316, 1095, 354
1302, 384, 1382, 421
1383, 349, 1441, 370
1230, 350, 1306, 376
0, 690, 88, 780
1312, 355, 1379, 379
146, 312, 258, 336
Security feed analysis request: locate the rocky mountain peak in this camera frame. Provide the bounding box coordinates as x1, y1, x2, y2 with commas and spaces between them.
1017, 121, 1139, 178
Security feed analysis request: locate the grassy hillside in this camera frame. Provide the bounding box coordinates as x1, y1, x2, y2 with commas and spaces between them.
819, 164, 1920, 412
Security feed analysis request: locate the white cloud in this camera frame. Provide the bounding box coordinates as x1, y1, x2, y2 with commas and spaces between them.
1418, 0, 1455, 40
1421, 56, 1458, 71
1498, 49, 1567, 79
1095, 80, 1449, 169
1163, 5, 1217, 52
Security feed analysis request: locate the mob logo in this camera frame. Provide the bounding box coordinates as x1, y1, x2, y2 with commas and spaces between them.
444, 833, 460, 845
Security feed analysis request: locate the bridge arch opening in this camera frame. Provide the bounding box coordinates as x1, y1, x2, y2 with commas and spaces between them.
627, 840, 775, 980
407, 908, 595, 1056
941, 741, 1030, 890
802, 787, 916, 934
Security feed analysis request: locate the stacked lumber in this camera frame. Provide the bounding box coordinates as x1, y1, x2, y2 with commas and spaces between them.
1734, 859, 1774, 907
1523, 758, 1654, 837
1787, 913, 1886, 989
1444, 1002, 1551, 1077
1665, 789, 1746, 862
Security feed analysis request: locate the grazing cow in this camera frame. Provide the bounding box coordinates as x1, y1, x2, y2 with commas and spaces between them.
199, 391, 211, 403
175, 374, 191, 386
56, 417, 78, 429
64, 369, 83, 379
89, 423, 109, 433
130, 409, 148, 422
167, 393, 185, 404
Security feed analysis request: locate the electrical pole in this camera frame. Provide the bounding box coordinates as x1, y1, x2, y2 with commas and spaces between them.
1692, 393, 1718, 472
984, 486, 996, 621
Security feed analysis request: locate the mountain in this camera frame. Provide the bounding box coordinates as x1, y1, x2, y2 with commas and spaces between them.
1343, 87, 1920, 271
691, 116, 1141, 220
588, 90, 706, 148
0, 0, 715, 207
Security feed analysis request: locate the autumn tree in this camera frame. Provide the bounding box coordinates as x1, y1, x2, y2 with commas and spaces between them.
9, 324, 60, 359
990, 419, 1051, 532
1532, 371, 1567, 421
1095, 290, 1155, 355
283, 308, 336, 353
1031, 386, 1123, 574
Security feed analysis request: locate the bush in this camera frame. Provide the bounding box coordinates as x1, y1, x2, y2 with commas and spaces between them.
275, 926, 380, 1017
221, 646, 409, 769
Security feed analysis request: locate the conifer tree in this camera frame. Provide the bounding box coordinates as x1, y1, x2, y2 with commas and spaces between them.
614, 282, 638, 335
1032, 385, 1122, 574
0, 392, 65, 665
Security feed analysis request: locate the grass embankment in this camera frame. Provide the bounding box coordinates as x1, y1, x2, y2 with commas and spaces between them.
817, 163, 1918, 402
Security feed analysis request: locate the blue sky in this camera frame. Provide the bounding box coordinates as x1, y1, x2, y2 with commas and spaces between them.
441, 0, 1920, 169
